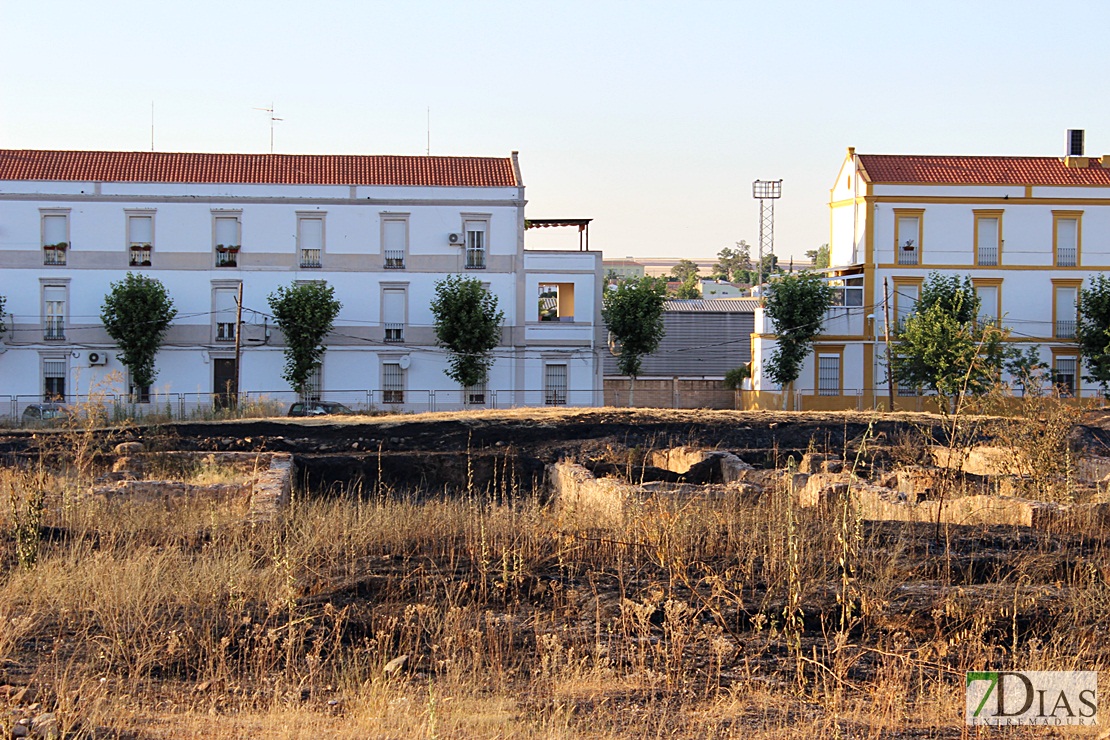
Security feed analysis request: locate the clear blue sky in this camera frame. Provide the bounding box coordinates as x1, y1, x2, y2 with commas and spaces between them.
3, 0, 1108, 261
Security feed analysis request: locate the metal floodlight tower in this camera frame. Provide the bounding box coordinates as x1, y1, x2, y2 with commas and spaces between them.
752, 179, 782, 292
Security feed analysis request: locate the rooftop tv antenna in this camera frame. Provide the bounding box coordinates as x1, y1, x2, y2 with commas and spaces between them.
752, 179, 782, 290
254, 103, 283, 153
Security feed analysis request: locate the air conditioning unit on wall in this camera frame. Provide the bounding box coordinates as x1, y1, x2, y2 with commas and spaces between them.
88, 351, 108, 365
448, 232, 464, 245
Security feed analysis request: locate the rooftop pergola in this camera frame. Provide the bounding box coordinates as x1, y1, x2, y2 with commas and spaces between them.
525, 218, 592, 251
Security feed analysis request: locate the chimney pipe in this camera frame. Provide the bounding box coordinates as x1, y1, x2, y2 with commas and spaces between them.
1067, 129, 1085, 157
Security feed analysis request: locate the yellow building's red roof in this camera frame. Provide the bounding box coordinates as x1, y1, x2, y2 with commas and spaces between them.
858, 154, 1110, 186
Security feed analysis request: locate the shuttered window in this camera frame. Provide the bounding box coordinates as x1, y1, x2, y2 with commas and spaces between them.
383, 218, 406, 269
43, 358, 66, 399
298, 216, 324, 268
976, 216, 999, 266
1056, 217, 1078, 266
214, 288, 238, 342
1055, 286, 1077, 338
383, 288, 405, 342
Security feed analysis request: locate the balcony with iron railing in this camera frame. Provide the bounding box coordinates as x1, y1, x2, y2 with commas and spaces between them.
43, 243, 67, 266
465, 247, 486, 269
216, 323, 236, 342
977, 245, 998, 266
43, 318, 65, 341
215, 245, 240, 268
896, 243, 919, 265
1057, 247, 1078, 267
299, 248, 322, 269
384, 323, 404, 342
1056, 319, 1077, 339
129, 244, 152, 266
384, 250, 405, 269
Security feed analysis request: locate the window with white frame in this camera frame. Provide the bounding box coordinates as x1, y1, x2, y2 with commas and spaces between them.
382, 287, 406, 342
975, 212, 1001, 266
382, 362, 405, 404
214, 285, 239, 342
817, 354, 840, 396
42, 210, 69, 265
544, 363, 568, 406
43, 357, 67, 400
382, 215, 407, 269
127, 212, 154, 266
214, 213, 241, 267
298, 214, 324, 268
464, 218, 487, 269
43, 285, 66, 340
1055, 285, 1078, 339
1055, 213, 1080, 267
829, 277, 863, 307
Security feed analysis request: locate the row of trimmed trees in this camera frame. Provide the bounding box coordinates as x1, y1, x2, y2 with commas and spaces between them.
29, 273, 512, 402
761, 271, 1110, 407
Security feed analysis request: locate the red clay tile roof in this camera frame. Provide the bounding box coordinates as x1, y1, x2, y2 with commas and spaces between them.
0, 150, 519, 187
857, 154, 1110, 186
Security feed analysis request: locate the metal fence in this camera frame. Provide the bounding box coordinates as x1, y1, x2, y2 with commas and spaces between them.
0, 388, 609, 428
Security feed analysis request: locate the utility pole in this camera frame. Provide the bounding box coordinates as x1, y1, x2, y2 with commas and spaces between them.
233, 282, 243, 410
883, 277, 894, 412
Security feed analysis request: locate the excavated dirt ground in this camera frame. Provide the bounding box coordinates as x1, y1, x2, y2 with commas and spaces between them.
1, 408, 949, 494
2, 408, 1110, 737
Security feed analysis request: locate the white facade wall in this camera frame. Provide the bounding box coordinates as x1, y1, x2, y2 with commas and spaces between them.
0, 171, 602, 416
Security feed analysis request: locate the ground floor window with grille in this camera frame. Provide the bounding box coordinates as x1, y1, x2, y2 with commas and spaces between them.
544, 364, 568, 406
1054, 356, 1077, 397
464, 381, 487, 406
43, 358, 66, 400
817, 354, 840, 396
382, 363, 405, 404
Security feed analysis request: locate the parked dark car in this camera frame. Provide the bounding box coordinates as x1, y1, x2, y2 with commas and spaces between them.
287, 401, 354, 417
21, 403, 70, 427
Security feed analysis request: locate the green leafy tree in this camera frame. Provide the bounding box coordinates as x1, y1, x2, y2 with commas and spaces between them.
268, 281, 342, 398
805, 244, 831, 270
670, 258, 700, 284
713, 241, 752, 282
723, 364, 751, 390
763, 272, 834, 390
100, 273, 177, 394
892, 273, 1008, 405
1077, 274, 1110, 389
430, 275, 505, 388
603, 277, 667, 403
674, 274, 701, 299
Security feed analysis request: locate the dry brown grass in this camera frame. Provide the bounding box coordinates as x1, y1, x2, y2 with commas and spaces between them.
1, 442, 1109, 738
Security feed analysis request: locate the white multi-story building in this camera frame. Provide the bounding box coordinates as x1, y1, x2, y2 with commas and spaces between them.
752, 133, 1110, 408
0, 149, 603, 415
